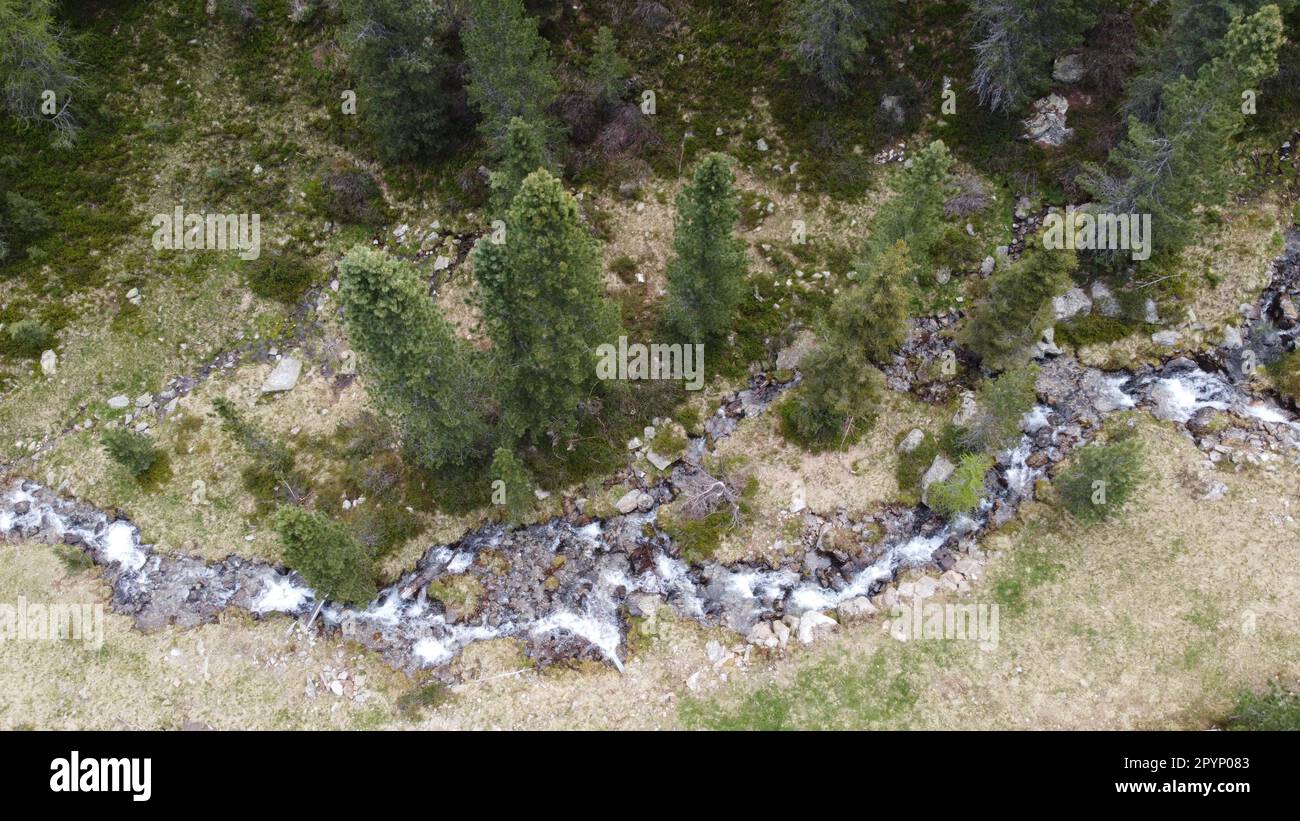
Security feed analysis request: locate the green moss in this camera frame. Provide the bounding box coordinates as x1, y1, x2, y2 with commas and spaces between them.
426, 574, 485, 621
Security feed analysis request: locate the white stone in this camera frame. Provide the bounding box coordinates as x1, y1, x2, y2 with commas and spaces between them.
797, 611, 837, 644
837, 597, 877, 622
40, 350, 57, 376
433, 255, 451, 271
614, 489, 641, 514
897, 428, 924, 453
107, 394, 130, 410
261, 356, 302, 393
1053, 288, 1092, 321
1151, 330, 1181, 347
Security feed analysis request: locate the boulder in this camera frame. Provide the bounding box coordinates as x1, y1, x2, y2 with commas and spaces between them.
837, 596, 877, 622
107, 394, 130, 410
261, 356, 302, 393
1022, 94, 1073, 147
797, 610, 837, 644
1052, 54, 1085, 83
920, 454, 955, 505
1151, 330, 1182, 347
1053, 288, 1092, 321
897, 428, 925, 454
40, 350, 57, 376
614, 489, 641, 514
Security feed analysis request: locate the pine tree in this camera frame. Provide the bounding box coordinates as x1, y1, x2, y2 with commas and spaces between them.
462, 0, 559, 154
1058, 438, 1144, 522
1123, 0, 1294, 124
960, 364, 1040, 453
781, 0, 871, 96
969, 0, 1096, 113
273, 506, 376, 605
778, 341, 884, 450
587, 25, 630, 108
472, 170, 620, 441
827, 239, 911, 365
963, 244, 1075, 371
1081, 5, 1285, 263
863, 140, 954, 276
344, 0, 455, 161
490, 446, 534, 525
489, 116, 550, 216
1, 0, 82, 145
337, 245, 492, 469
665, 153, 746, 344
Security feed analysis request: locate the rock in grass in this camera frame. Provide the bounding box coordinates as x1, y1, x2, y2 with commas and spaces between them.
261, 356, 302, 393
40, 350, 57, 376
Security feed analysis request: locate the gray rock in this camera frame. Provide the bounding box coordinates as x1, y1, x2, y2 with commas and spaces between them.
980, 255, 995, 276
1090, 281, 1120, 317
1022, 94, 1073, 147
897, 428, 925, 454
1052, 54, 1085, 84
614, 489, 642, 514
1222, 325, 1243, 349
135, 393, 152, 408
1151, 330, 1182, 347
1053, 288, 1092, 321
40, 350, 57, 376
797, 610, 837, 644
1144, 299, 1160, 324
260, 356, 302, 393
951, 391, 978, 428
880, 95, 906, 125
921, 454, 955, 506
645, 450, 675, 471
837, 596, 877, 622
107, 394, 130, 410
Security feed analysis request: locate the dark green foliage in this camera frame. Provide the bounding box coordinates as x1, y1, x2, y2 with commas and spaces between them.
490, 446, 534, 525
587, 26, 630, 107
781, 0, 870, 96
472, 170, 619, 442
308, 164, 386, 225
3, 317, 51, 358
273, 506, 376, 605
861, 141, 954, 278
895, 429, 940, 502
1057, 438, 1145, 522
963, 244, 1075, 371
1268, 349, 1300, 403
1081, 6, 1286, 263
344, 0, 456, 161
101, 428, 158, 478
665, 153, 746, 344
928, 453, 993, 517
338, 245, 493, 469
828, 240, 911, 365
462, 0, 559, 154
969, 0, 1096, 113
0, 0, 83, 144
489, 116, 550, 215
961, 364, 1039, 453
778, 343, 883, 450
242, 251, 316, 304
1124, 0, 1296, 124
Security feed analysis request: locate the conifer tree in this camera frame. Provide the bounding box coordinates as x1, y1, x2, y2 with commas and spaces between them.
827, 239, 911, 365
963, 244, 1074, 371
781, 0, 872, 97
665, 153, 746, 345
274, 506, 376, 605
337, 245, 491, 469
489, 116, 550, 216
1081, 5, 1285, 263
490, 446, 535, 525
969, 0, 1096, 113
344, 0, 455, 161
462, 0, 559, 154
1, 0, 82, 145
472, 170, 620, 441
778, 340, 884, 451
863, 140, 954, 277
960, 364, 1040, 453
587, 25, 631, 107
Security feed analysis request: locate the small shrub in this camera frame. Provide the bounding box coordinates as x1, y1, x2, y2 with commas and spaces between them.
961, 365, 1039, 453
309, 166, 386, 225
490, 446, 535, 526
101, 429, 158, 478
927, 453, 993, 517
1267, 349, 1300, 404
3, 318, 52, 358
894, 430, 939, 502
242, 251, 316, 304
1057, 438, 1144, 522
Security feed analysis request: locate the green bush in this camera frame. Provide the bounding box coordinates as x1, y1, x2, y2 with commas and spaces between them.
1268, 349, 1300, 404
101, 428, 158, 478
961, 365, 1039, 453
1057, 438, 1144, 522
242, 251, 316, 304
778, 343, 883, 451
308, 166, 386, 225
927, 453, 993, 517
894, 430, 939, 502
3, 318, 52, 358
273, 506, 376, 605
